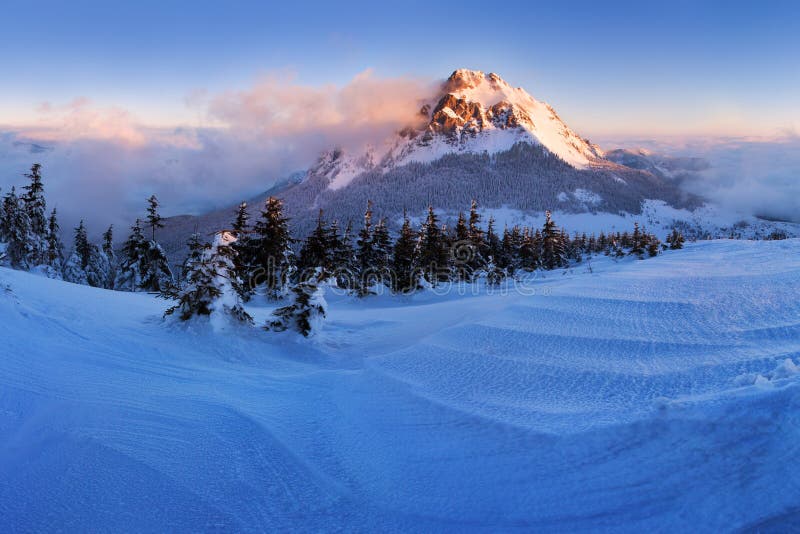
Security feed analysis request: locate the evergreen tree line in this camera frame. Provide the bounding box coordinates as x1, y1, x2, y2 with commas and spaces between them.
165, 196, 683, 336
196, 196, 681, 302
0, 164, 685, 310
0, 165, 174, 292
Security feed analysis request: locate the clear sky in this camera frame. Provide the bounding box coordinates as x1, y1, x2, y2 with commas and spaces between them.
1, 0, 799, 137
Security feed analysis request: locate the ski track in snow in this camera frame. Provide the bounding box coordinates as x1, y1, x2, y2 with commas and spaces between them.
1, 240, 800, 531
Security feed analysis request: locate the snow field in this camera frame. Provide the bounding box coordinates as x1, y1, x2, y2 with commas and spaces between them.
1, 239, 799, 531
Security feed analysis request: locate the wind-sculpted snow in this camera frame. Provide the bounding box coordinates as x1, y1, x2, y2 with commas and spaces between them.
1, 240, 799, 531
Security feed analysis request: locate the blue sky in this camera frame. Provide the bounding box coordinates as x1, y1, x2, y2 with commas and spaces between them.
2, 0, 799, 136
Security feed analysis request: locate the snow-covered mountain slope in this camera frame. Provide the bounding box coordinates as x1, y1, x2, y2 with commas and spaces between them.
2, 239, 800, 530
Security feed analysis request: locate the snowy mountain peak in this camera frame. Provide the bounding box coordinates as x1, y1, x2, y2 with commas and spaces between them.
444, 69, 506, 91
321, 69, 605, 191
409, 69, 604, 167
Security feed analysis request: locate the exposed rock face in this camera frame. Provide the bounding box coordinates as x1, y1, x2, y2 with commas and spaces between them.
430, 94, 485, 136
424, 71, 537, 140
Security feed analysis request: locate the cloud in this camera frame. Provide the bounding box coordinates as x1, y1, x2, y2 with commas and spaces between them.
3, 70, 795, 240
206, 69, 431, 151
24, 98, 149, 147
600, 134, 800, 223
0, 70, 434, 237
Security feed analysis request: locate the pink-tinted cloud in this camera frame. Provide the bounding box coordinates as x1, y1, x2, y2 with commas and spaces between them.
206, 69, 432, 150
24, 98, 148, 147
0, 70, 435, 235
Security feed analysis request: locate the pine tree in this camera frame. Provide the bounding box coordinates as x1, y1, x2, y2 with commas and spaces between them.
265, 268, 327, 337
519, 228, 538, 271
21, 163, 47, 265
540, 211, 566, 270
44, 208, 64, 277
180, 231, 206, 283
166, 231, 253, 328
416, 206, 450, 285
139, 240, 174, 293
630, 222, 645, 258
452, 211, 472, 281
298, 209, 333, 276
332, 220, 355, 290
231, 201, 249, 233
63, 220, 101, 286
65, 220, 112, 288
468, 200, 484, 247
102, 224, 116, 288
485, 255, 507, 287
467, 200, 486, 276
500, 225, 522, 272
74, 220, 91, 267
372, 218, 392, 286
647, 234, 661, 257
392, 209, 420, 293
485, 216, 501, 266
0, 187, 32, 269
355, 201, 386, 294
230, 201, 252, 291
117, 196, 175, 292
667, 228, 685, 250
145, 195, 164, 241
248, 196, 294, 299
115, 219, 147, 291
355, 201, 375, 291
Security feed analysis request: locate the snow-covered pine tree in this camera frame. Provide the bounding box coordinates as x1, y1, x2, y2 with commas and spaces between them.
63, 220, 110, 288
21, 163, 47, 265
231, 201, 249, 233
0, 187, 32, 270
392, 209, 420, 294
452, 211, 472, 281
180, 231, 205, 284
114, 219, 147, 291
139, 239, 174, 293
485, 255, 507, 287
355, 201, 377, 294
63, 221, 92, 285
136, 196, 174, 292
519, 228, 538, 271
248, 196, 294, 299
298, 209, 333, 276
630, 222, 645, 258
165, 231, 253, 328
647, 234, 661, 257
565, 231, 583, 263
416, 206, 450, 285
85, 244, 112, 289
43, 208, 64, 278
265, 268, 327, 337
540, 211, 567, 270
372, 217, 392, 287
467, 199, 486, 276
500, 225, 523, 273
145, 195, 164, 241
485, 215, 501, 266
230, 201, 252, 293
332, 220, 355, 290
102, 225, 116, 288
667, 228, 685, 250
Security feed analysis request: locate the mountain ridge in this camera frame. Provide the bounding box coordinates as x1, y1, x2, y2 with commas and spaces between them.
155, 69, 730, 260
